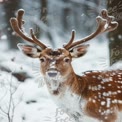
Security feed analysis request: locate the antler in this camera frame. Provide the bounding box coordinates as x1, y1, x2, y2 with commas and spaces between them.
64, 30, 75, 49
64, 9, 118, 50
10, 9, 47, 49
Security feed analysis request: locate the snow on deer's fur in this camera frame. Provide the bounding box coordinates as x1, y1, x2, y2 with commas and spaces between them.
10, 9, 122, 122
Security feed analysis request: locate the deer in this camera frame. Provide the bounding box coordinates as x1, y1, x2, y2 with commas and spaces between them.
10, 9, 122, 122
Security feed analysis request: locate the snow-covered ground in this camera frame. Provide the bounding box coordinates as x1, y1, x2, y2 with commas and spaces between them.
0, 37, 121, 122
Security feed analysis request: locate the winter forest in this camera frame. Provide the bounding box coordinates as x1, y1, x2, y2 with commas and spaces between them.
0, 0, 122, 122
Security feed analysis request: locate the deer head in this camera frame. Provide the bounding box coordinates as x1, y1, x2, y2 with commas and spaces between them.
10, 9, 118, 91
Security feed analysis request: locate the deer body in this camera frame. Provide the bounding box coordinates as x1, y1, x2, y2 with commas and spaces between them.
10, 9, 122, 122
44, 62, 122, 122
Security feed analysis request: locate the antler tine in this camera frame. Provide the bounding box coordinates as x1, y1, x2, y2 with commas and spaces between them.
10, 9, 47, 49
66, 9, 118, 50
10, 18, 34, 43
100, 9, 118, 32
16, 9, 25, 30
64, 30, 75, 49
30, 29, 47, 49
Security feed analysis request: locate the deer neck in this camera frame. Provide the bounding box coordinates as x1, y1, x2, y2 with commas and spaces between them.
66, 74, 88, 97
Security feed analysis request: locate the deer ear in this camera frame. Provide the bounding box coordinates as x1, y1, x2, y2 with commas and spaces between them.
17, 43, 41, 58
69, 44, 89, 58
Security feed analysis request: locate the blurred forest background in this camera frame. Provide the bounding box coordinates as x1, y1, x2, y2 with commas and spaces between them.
0, 0, 106, 48
0, 0, 121, 65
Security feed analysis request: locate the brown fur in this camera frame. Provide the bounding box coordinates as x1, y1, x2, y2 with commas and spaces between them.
39, 48, 122, 122
66, 70, 122, 122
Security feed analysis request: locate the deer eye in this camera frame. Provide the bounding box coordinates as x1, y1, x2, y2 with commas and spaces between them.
40, 57, 46, 62
64, 57, 70, 63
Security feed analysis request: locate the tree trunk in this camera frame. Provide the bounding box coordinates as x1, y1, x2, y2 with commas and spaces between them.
40, 0, 47, 24
3, 0, 21, 49
37, 0, 55, 47
62, 0, 71, 32
107, 0, 122, 65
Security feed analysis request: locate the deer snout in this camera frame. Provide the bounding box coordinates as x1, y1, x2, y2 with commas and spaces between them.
47, 59, 58, 77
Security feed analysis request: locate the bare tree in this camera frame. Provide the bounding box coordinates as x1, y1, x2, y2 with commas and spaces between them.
0, 72, 21, 122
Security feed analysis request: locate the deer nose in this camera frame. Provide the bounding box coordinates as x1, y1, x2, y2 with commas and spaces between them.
48, 72, 58, 77
47, 70, 58, 77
